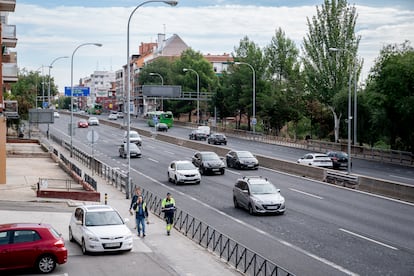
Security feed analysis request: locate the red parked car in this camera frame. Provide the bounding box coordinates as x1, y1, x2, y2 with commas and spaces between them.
77, 119, 89, 128
0, 223, 68, 274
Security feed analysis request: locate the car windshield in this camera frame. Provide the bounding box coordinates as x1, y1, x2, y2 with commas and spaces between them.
177, 162, 196, 170
250, 183, 278, 194
130, 133, 139, 138
237, 151, 254, 158
85, 211, 123, 226
202, 153, 219, 161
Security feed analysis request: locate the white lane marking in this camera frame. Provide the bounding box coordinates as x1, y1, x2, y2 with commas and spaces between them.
165, 151, 174, 155
389, 174, 414, 183
289, 188, 324, 199
226, 169, 241, 175
339, 228, 398, 251
148, 158, 159, 163
129, 167, 358, 276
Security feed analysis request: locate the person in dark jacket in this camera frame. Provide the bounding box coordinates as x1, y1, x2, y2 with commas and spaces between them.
132, 196, 148, 237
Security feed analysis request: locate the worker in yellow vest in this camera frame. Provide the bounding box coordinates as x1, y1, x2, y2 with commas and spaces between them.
161, 192, 176, 235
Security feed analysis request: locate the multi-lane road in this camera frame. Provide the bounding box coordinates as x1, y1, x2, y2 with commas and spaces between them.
41, 114, 414, 276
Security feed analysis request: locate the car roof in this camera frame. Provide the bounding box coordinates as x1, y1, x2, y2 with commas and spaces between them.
77, 204, 115, 212
174, 160, 192, 164
240, 176, 270, 184
0, 222, 52, 230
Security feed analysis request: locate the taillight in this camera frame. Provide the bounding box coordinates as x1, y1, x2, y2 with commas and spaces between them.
54, 239, 65, 248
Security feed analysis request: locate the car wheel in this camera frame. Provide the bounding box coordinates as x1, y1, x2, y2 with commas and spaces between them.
174, 176, 179, 185
199, 166, 205, 175
69, 227, 74, 242
167, 173, 172, 183
37, 254, 56, 273
248, 204, 255, 215
82, 238, 88, 255
208, 140, 211, 144
220, 168, 225, 175
233, 197, 239, 208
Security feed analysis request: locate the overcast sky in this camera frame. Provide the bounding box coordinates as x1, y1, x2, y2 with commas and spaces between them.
11, 0, 414, 91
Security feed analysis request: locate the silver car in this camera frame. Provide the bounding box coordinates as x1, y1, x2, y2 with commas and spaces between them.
233, 176, 285, 215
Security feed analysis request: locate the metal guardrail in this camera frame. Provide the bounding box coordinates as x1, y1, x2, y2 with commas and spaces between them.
37, 178, 74, 191
325, 171, 359, 187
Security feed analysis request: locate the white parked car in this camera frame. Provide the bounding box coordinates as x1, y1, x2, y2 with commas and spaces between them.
53, 111, 60, 118
297, 153, 333, 168
87, 116, 100, 126
108, 113, 117, 120
68, 205, 133, 254
167, 160, 201, 185
123, 130, 142, 146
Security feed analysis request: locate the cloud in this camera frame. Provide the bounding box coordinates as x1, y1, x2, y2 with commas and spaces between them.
11, 3, 414, 90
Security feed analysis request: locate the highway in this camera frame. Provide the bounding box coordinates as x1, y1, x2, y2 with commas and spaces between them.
40, 114, 414, 276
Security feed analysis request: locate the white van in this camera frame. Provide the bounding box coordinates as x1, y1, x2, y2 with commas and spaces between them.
197, 126, 210, 137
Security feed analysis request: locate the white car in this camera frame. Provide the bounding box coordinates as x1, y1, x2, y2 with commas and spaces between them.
297, 153, 333, 168
108, 113, 117, 120
68, 205, 133, 254
53, 111, 60, 118
123, 130, 142, 146
87, 116, 100, 126
168, 160, 201, 185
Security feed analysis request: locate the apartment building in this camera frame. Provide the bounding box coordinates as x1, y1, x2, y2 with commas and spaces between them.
0, 0, 17, 184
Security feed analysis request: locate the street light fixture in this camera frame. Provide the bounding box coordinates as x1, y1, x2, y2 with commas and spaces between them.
183, 68, 200, 125
70, 43, 102, 157
48, 56, 69, 108
329, 47, 356, 174
126, 0, 178, 198
149, 72, 164, 111
234, 62, 256, 133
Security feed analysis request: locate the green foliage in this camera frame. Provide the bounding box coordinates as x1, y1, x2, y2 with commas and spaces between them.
364, 41, 414, 151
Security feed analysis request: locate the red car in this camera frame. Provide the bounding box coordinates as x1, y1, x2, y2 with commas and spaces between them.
0, 223, 68, 274
77, 119, 88, 128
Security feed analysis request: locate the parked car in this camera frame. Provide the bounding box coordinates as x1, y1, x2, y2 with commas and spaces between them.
207, 133, 227, 145
68, 204, 133, 254
0, 223, 68, 273
297, 153, 333, 168
123, 130, 142, 146
167, 160, 201, 185
117, 112, 124, 118
77, 119, 88, 128
119, 143, 141, 158
191, 151, 225, 175
189, 129, 208, 141
326, 151, 349, 169
53, 111, 60, 118
87, 116, 100, 126
108, 113, 118, 120
226, 150, 259, 170
232, 176, 285, 215
155, 122, 168, 132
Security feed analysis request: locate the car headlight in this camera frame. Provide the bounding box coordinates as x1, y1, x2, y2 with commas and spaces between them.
252, 198, 263, 204
87, 234, 99, 242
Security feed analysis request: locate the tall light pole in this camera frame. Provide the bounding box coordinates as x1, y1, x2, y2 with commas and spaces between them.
329, 47, 355, 174
234, 62, 256, 133
126, 0, 178, 198
183, 68, 200, 125
150, 72, 164, 111
70, 43, 102, 157
48, 56, 69, 108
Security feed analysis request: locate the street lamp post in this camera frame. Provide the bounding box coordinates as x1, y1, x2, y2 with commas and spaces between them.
150, 72, 164, 111
48, 56, 69, 108
126, 0, 178, 199
329, 47, 356, 174
234, 62, 256, 133
183, 68, 199, 125
70, 43, 102, 157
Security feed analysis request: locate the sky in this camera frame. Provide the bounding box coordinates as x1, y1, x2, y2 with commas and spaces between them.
10, 0, 414, 92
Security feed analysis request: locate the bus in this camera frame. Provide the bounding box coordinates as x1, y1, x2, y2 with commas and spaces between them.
146, 111, 174, 128
87, 103, 103, 115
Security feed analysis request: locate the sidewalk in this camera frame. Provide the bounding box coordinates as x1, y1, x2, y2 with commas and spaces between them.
1, 143, 241, 276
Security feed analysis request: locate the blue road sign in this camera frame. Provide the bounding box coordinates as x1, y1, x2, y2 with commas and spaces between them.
64, 86, 90, 97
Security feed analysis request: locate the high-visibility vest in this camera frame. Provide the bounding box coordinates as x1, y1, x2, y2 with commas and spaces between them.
162, 197, 175, 213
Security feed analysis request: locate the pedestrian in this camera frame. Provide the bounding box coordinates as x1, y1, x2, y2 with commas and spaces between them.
161, 192, 176, 236
132, 196, 148, 237
129, 186, 150, 224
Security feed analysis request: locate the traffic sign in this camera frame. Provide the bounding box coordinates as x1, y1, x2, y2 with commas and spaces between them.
64, 86, 90, 97
87, 130, 99, 143
251, 118, 257, 125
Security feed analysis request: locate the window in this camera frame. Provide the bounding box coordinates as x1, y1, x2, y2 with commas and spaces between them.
0, 231, 10, 245
13, 230, 41, 243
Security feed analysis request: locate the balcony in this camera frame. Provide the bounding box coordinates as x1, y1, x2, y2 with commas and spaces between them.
0, 0, 15, 12
2, 24, 16, 47
2, 62, 17, 82
2, 50, 16, 63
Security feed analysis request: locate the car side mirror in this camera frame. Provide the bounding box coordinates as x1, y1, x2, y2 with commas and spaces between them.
76, 220, 83, 225
276, 189, 281, 193
242, 189, 249, 194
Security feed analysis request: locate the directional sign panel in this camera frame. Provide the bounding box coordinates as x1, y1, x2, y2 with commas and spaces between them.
64, 86, 90, 97
142, 85, 181, 97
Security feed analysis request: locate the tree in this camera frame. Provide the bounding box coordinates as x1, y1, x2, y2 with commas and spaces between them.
302, 0, 361, 142
364, 41, 414, 151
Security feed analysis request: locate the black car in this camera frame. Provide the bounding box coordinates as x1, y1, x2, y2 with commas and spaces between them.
326, 151, 349, 169
189, 129, 208, 141
226, 150, 259, 170
207, 133, 227, 145
191, 151, 225, 175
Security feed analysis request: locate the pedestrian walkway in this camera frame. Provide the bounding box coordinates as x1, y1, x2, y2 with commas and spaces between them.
1, 143, 241, 276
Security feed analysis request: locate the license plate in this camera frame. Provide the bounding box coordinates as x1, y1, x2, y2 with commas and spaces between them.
105, 242, 120, 248
212, 168, 219, 171
267, 206, 279, 210
248, 165, 253, 167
